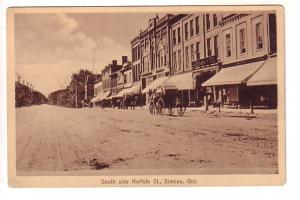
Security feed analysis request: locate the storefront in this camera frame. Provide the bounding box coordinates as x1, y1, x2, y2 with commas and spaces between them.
246, 56, 277, 108
202, 60, 266, 107
115, 84, 142, 108
193, 69, 218, 106
164, 72, 195, 106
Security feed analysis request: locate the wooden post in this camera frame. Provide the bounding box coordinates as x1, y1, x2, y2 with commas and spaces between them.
204, 95, 208, 111
250, 97, 254, 114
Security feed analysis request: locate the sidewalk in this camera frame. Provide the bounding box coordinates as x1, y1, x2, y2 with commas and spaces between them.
134, 104, 277, 115
90, 105, 278, 118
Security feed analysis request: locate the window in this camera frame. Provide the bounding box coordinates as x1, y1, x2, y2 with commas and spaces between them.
255, 22, 263, 50
132, 67, 136, 82
142, 57, 145, 72
239, 28, 246, 54
156, 31, 161, 40
225, 33, 232, 57
213, 35, 219, 57
207, 38, 212, 56
177, 27, 181, 43
162, 28, 167, 37
191, 44, 194, 61
151, 52, 155, 70
213, 14, 218, 27
196, 42, 200, 60
132, 48, 134, 62
173, 30, 176, 45
124, 74, 127, 84
138, 64, 141, 81
195, 16, 200, 34
206, 14, 210, 30
173, 51, 177, 70
185, 46, 189, 68
185, 23, 188, 40
268, 14, 277, 54
178, 50, 182, 70
190, 19, 194, 37
161, 52, 164, 67
157, 51, 160, 68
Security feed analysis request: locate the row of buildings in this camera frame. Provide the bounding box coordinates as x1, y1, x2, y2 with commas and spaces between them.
90, 11, 277, 109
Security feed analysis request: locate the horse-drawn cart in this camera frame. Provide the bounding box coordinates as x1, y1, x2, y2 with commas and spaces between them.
148, 83, 186, 116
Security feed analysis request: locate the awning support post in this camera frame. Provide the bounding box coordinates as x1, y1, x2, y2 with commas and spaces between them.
204, 95, 209, 111
250, 97, 254, 114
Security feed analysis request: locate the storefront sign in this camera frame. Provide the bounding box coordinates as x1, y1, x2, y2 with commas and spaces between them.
192, 56, 218, 69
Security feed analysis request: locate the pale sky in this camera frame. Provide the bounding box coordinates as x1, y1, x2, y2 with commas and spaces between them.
15, 12, 166, 95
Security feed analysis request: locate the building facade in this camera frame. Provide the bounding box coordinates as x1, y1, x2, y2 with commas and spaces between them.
96, 12, 277, 109
203, 12, 277, 108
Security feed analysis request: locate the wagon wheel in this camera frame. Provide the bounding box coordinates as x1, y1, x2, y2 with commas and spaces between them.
149, 102, 155, 114
156, 98, 165, 115
168, 107, 174, 116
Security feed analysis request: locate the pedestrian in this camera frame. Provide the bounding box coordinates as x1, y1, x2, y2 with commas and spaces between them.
131, 96, 137, 109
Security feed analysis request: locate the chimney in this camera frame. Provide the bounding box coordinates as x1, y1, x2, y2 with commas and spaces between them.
122, 56, 128, 65
112, 60, 117, 66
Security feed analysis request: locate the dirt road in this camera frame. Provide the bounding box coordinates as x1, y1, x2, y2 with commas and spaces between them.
16, 105, 278, 175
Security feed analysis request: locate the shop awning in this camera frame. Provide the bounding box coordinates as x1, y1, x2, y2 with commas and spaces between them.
163, 72, 193, 90
123, 84, 141, 95
202, 60, 265, 86
112, 84, 141, 98
247, 57, 277, 86
90, 92, 105, 103
99, 91, 111, 101
90, 96, 98, 103
142, 76, 169, 94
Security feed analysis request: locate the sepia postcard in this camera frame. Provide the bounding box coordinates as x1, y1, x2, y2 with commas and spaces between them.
7, 5, 285, 187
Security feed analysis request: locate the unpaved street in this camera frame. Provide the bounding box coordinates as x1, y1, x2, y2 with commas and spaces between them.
16, 105, 278, 175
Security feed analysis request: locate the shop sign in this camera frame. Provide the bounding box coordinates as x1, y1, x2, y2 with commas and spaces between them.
192, 55, 218, 69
